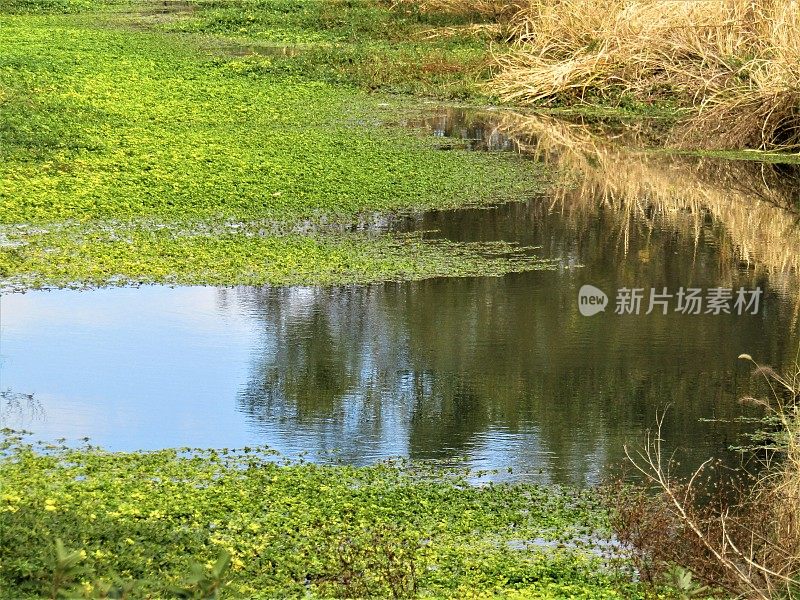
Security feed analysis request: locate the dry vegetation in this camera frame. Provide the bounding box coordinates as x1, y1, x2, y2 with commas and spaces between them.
495, 0, 800, 150
608, 354, 800, 598
397, 0, 800, 151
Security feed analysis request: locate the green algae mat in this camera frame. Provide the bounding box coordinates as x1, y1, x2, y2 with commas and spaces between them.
0, 0, 552, 290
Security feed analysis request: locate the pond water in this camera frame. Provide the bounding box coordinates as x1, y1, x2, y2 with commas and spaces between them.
2, 110, 799, 485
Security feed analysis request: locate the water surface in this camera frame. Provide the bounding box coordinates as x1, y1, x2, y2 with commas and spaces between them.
2, 112, 800, 485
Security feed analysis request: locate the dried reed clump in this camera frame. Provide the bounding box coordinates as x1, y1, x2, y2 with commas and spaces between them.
608, 355, 800, 598
673, 85, 800, 150
488, 0, 800, 150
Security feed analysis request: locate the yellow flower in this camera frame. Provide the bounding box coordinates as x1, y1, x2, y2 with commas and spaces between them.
44, 499, 57, 512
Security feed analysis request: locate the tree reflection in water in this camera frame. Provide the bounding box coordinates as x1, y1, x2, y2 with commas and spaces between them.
230, 180, 798, 484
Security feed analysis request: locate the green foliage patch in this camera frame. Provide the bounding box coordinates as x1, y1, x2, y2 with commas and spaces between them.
0, 432, 644, 598
0, 18, 530, 224
0, 11, 546, 290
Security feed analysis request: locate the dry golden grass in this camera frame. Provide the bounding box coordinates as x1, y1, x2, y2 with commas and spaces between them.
483, 0, 800, 149
395, 0, 800, 149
